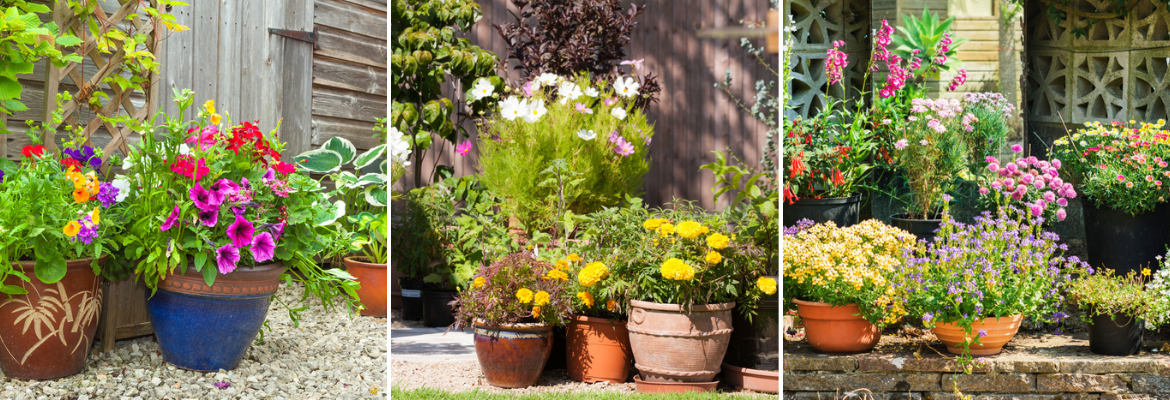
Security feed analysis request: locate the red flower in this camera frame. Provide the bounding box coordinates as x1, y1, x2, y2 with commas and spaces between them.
831, 168, 845, 187
171, 156, 209, 180
274, 161, 296, 175
783, 186, 800, 204
61, 158, 83, 170
789, 152, 806, 178
21, 145, 45, 158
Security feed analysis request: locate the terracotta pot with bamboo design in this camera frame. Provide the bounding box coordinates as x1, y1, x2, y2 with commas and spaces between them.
345, 256, 386, 317
0, 257, 106, 379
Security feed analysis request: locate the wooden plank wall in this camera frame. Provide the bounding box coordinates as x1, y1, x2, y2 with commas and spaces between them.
406, 0, 775, 210
311, 0, 388, 152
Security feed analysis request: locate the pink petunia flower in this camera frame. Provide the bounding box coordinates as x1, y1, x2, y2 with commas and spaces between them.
160, 206, 180, 231
215, 244, 240, 274
227, 215, 254, 248
251, 232, 276, 262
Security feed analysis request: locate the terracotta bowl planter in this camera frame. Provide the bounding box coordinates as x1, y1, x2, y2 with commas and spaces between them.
566, 315, 632, 384
0, 258, 106, 379
931, 314, 1023, 356
793, 299, 881, 353
344, 256, 386, 317
627, 300, 734, 383
720, 363, 779, 393
473, 319, 553, 388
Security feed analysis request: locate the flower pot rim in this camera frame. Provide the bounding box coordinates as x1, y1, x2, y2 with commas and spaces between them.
787, 194, 862, 205
629, 299, 735, 312
890, 213, 943, 222
473, 318, 552, 330
934, 314, 1024, 326
343, 256, 387, 269
720, 362, 779, 377
570, 314, 627, 324
14, 255, 109, 269
791, 298, 858, 308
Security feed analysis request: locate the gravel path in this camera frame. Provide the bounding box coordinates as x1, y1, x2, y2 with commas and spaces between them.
0, 284, 387, 400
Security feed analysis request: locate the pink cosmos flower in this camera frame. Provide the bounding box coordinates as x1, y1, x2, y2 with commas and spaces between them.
620, 59, 645, 71
575, 102, 593, 114
522, 81, 538, 97
227, 215, 254, 248
215, 244, 240, 274
604, 97, 618, 106
456, 141, 473, 157
160, 206, 180, 231
251, 232, 276, 262
615, 139, 635, 156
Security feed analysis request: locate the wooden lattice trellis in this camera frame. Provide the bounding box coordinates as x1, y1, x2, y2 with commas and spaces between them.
41, 0, 162, 172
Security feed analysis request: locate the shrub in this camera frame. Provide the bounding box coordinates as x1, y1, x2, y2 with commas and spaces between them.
453, 252, 571, 328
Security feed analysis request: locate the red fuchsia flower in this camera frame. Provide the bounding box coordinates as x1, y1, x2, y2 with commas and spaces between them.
831, 168, 845, 186
186, 125, 219, 151
825, 40, 849, 85
215, 244, 240, 274
783, 186, 800, 204
456, 141, 473, 157
21, 145, 45, 158
227, 214, 254, 248
251, 232, 276, 262
197, 207, 218, 227
274, 162, 296, 175
160, 206, 181, 231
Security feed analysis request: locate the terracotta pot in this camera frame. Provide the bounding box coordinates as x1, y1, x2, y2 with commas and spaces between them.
627, 300, 734, 383
720, 363, 779, 393
566, 315, 632, 383
344, 256, 387, 317
0, 258, 105, 379
147, 263, 285, 371
633, 374, 718, 393
932, 314, 1023, 356
473, 319, 553, 388
793, 299, 880, 353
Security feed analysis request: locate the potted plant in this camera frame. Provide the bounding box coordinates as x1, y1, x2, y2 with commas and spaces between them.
116, 90, 358, 371
1068, 268, 1161, 356
452, 252, 571, 388
783, 219, 915, 354
391, 184, 452, 321
906, 206, 1077, 364
388, 124, 410, 309
976, 143, 1075, 224
293, 124, 388, 317
0, 135, 124, 379
1050, 120, 1170, 276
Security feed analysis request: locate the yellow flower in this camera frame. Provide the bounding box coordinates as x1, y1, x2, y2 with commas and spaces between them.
660, 258, 695, 281
658, 223, 674, 237
63, 221, 81, 237
556, 259, 570, 270
643, 218, 667, 230
545, 269, 569, 281
706, 233, 730, 249
567, 253, 582, 263
606, 299, 617, 312
204, 99, 216, 114
90, 207, 100, 225
473, 277, 486, 288
578, 262, 609, 287
516, 288, 534, 303
210, 113, 221, 125
532, 306, 541, 318
73, 188, 90, 203
757, 277, 777, 295
676, 221, 706, 239
577, 291, 594, 307
534, 291, 550, 306
705, 251, 722, 265
1143, 268, 1152, 277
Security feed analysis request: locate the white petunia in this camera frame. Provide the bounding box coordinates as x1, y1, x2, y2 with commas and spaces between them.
500, 96, 526, 121
612, 77, 641, 98
584, 87, 599, 97
577, 129, 597, 140
611, 107, 627, 120
557, 82, 584, 104
179, 143, 191, 156
389, 126, 413, 167
523, 99, 547, 123
471, 78, 494, 101
112, 175, 132, 202
537, 73, 559, 87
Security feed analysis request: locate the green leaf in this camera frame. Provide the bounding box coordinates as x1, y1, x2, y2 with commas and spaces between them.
354, 144, 386, 169
194, 252, 207, 271
364, 185, 387, 207
34, 252, 67, 284
55, 34, 83, 47
423, 100, 443, 127
0, 77, 21, 100
0, 285, 26, 295
202, 263, 216, 287
322, 137, 357, 165
292, 149, 343, 173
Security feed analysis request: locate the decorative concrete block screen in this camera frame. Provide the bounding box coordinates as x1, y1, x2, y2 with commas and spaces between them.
785, 0, 871, 120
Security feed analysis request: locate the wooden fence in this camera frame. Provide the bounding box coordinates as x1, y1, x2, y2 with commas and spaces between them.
401, 0, 777, 210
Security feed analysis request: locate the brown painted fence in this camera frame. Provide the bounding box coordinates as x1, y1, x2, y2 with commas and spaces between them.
400, 0, 776, 210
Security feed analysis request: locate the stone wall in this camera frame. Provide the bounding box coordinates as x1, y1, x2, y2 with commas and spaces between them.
784, 354, 1170, 399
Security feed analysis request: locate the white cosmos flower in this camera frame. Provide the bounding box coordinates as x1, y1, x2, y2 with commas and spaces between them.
577, 129, 597, 140
557, 82, 584, 104
471, 78, 494, 100
613, 77, 641, 98
500, 96, 526, 121
523, 99, 547, 123
389, 126, 412, 167
537, 73, 559, 86
611, 107, 627, 120
584, 87, 599, 97
112, 175, 132, 202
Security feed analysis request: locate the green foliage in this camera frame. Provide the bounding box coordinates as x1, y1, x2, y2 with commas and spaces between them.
1049, 121, 1170, 216
1068, 268, 1162, 328
453, 252, 572, 328
390, 184, 451, 281
391, 0, 499, 187
294, 134, 388, 264
892, 7, 968, 78
0, 4, 82, 116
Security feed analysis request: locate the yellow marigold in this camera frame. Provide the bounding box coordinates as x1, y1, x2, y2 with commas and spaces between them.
532, 306, 541, 318
705, 251, 722, 265
757, 277, 777, 295
676, 221, 706, 239
578, 262, 609, 287
567, 253, 582, 263
577, 291, 594, 307
63, 221, 81, 237
658, 223, 674, 237
706, 233, 729, 249
643, 218, 667, 230
556, 259, 570, 270
516, 288, 534, 303
545, 269, 569, 281
534, 290, 550, 306
606, 299, 617, 312
473, 277, 486, 288
660, 258, 695, 281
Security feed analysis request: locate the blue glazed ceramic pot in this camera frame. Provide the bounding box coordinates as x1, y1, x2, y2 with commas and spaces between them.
146, 263, 285, 371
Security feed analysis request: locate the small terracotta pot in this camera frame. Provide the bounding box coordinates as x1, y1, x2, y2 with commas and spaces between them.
932, 314, 1023, 356
633, 374, 718, 393
566, 315, 632, 383
0, 257, 106, 379
473, 319, 553, 388
793, 299, 880, 353
344, 256, 387, 317
627, 300, 734, 383
720, 363, 779, 393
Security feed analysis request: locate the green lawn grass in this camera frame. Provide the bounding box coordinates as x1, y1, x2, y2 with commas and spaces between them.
390, 386, 774, 399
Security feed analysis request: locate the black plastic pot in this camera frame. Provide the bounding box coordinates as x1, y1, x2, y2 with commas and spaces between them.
1083, 201, 1170, 276
890, 213, 944, 244
399, 278, 424, 321
723, 294, 780, 370
1088, 311, 1143, 356
546, 326, 567, 370
783, 194, 862, 228
421, 290, 457, 327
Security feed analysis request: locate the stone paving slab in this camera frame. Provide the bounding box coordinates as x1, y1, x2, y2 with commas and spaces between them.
390, 327, 477, 362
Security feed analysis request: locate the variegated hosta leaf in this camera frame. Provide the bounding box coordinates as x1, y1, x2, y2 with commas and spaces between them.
314, 200, 346, 226
364, 185, 387, 207
354, 144, 386, 169
293, 149, 343, 173
323, 137, 357, 165
334, 171, 360, 190
354, 173, 388, 187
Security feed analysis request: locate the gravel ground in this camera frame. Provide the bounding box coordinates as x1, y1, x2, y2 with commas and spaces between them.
0, 283, 387, 400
